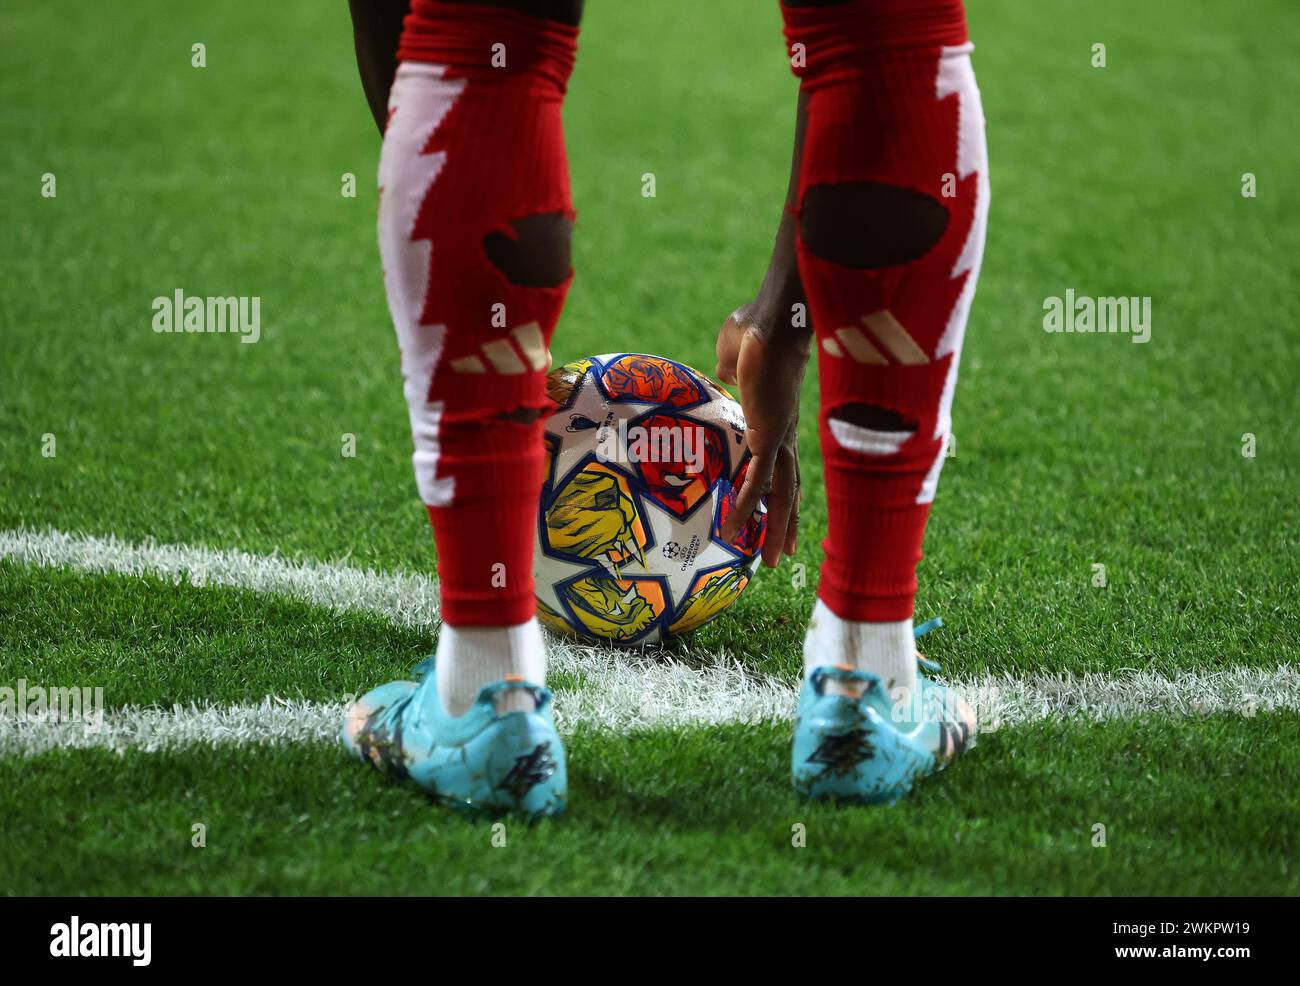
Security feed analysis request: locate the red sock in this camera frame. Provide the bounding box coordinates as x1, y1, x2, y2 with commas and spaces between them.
381, 2, 579, 625
782, 0, 989, 621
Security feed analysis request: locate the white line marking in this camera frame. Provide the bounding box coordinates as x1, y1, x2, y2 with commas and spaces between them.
0, 526, 442, 631
0, 527, 795, 749
3, 666, 1297, 757
2, 527, 1297, 755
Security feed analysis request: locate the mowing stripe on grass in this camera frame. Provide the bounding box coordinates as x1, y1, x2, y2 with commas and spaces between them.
2, 526, 1298, 756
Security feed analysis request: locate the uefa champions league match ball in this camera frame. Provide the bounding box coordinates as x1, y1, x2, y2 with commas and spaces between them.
534, 353, 767, 644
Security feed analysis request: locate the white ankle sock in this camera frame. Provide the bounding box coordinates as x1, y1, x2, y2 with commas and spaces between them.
803, 599, 917, 702
435, 617, 546, 716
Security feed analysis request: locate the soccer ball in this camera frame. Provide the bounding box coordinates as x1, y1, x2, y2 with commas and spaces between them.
534, 353, 767, 644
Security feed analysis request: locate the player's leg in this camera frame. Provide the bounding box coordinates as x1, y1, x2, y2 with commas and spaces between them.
348, 1, 583, 132
343, 0, 583, 816
348, 0, 411, 133
782, 0, 987, 801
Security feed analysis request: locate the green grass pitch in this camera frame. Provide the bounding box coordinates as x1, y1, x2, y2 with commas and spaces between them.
1, 0, 1297, 895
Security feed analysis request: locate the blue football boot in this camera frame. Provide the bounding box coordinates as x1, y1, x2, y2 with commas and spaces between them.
342, 657, 566, 818
792, 618, 976, 805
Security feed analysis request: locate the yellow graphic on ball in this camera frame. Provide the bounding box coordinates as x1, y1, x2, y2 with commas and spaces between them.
668, 569, 750, 635
546, 464, 646, 572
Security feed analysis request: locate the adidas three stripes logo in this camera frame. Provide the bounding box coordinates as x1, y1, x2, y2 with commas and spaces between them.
450, 322, 550, 374
821, 310, 931, 365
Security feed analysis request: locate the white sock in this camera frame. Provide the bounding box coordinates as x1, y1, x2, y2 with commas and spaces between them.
435, 617, 546, 716
803, 599, 917, 703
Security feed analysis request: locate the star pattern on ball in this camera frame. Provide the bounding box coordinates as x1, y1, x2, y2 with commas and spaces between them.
619, 484, 741, 609
544, 366, 657, 488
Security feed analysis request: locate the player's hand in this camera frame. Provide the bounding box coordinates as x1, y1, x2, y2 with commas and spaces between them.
716, 301, 811, 567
